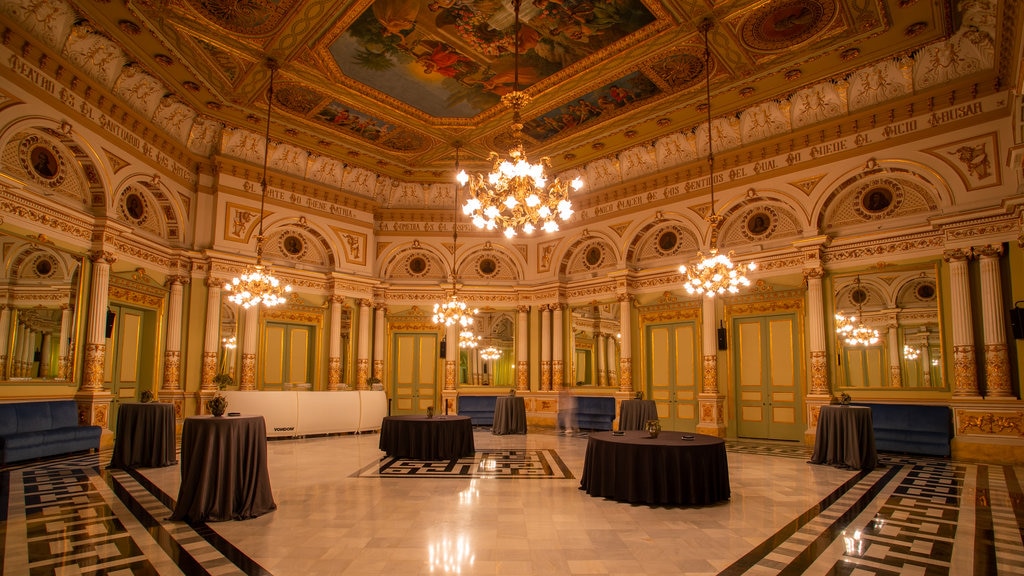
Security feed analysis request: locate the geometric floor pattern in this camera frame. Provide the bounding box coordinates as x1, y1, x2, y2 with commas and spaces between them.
2, 430, 1022, 575
353, 449, 575, 479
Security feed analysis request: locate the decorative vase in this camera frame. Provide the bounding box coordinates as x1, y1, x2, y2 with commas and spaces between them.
645, 419, 661, 438
207, 394, 227, 417
426, 406, 434, 419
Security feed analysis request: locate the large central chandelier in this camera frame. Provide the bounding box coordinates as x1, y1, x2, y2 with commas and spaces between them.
460, 0, 582, 239
434, 146, 479, 328
678, 19, 756, 297
226, 59, 291, 309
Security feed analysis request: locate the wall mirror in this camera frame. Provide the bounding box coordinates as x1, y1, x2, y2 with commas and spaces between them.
571, 301, 620, 387
218, 303, 239, 387
832, 262, 944, 389
461, 308, 515, 387
0, 232, 84, 382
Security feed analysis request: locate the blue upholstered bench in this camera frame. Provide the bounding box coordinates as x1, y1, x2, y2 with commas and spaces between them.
575, 396, 615, 431
0, 400, 102, 465
457, 396, 498, 426
854, 403, 951, 457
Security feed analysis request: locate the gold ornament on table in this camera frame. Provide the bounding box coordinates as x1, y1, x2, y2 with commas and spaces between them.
677, 19, 756, 297
460, 0, 582, 239
207, 393, 228, 417
225, 59, 291, 309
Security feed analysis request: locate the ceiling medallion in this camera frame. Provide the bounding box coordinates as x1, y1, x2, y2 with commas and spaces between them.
458, 1, 582, 239
740, 0, 837, 52
840, 48, 861, 61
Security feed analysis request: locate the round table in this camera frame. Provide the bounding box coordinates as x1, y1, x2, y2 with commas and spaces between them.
109, 402, 177, 469
379, 415, 475, 460
617, 399, 658, 431
809, 405, 878, 470
170, 415, 276, 523
492, 396, 527, 435
580, 430, 730, 506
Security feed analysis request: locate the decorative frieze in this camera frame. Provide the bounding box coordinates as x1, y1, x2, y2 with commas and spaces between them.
956, 409, 1024, 436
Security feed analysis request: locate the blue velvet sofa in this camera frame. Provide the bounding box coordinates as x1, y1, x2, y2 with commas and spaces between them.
0, 400, 102, 465
854, 403, 952, 457
457, 396, 498, 426
575, 396, 615, 431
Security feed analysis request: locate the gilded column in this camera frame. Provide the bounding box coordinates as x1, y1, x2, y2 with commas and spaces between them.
540, 304, 551, 391
517, 305, 529, 391
13, 323, 27, 378
697, 294, 725, 437
161, 276, 187, 391
57, 305, 72, 380
373, 303, 386, 383
445, 323, 457, 390
76, 251, 115, 445
944, 249, 979, 397
356, 299, 371, 389
606, 332, 618, 388
552, 303, 564, 390
327, 296, 344, 390
200, 280, 221, 392
804, 268, 831, 396
887, 322, 901, 387
39, 333, 52, 378
0, 305, 11, 380
239, 305, 259, 390
618, 294, 632, 393
977, 245, 1012, 397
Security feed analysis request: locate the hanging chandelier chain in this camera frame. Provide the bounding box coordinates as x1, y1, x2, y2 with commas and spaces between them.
700, 17, 716, 221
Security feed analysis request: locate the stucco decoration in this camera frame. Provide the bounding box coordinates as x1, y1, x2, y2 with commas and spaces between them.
563, 237, 618, 277
6, 132, 85, 205
264, 226, 333, 269
719, 204, 802, 250
377, 178, 428, 209
846, 58, 913, 112
739, 100, 792, 144
342, 166, 378, 198
695, 116, 741, 157
654, 132, 697, 169
822, 174, 939, 232
790, 81, 848, 129
113, 64, 167, 119
922, 133, 999, 191
220, 127, 266, 165
585, 158, 622, 190
913, 13, 995, 91
1, 0, 76, 51
116, 184, 167, 240
456, 247, 521, 281
331, 227, 367, 266
424, 182, 456, 210
618, 145, 658, 180
153, 97, 198, 145
306, 155, 345, 188
63, 22, 128, 89
630, 223, 699, 270
268, 141, 309, 178
187, 116, 222, 157
381, 246, 445, 281
738, 0, 839, 53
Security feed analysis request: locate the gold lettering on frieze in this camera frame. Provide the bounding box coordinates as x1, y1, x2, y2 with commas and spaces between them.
956, 410, 1024, 436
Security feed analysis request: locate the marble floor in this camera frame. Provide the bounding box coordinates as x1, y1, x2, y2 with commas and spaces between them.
2, 428, 1022, 575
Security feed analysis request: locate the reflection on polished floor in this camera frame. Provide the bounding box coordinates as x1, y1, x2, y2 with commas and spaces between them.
2, 428, 1021, 575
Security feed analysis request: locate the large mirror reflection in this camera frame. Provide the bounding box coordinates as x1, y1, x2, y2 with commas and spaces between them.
571, 301, 620, 387
461, 309, 514, 387
832, 263, 944, 389
0, 232, 83, 382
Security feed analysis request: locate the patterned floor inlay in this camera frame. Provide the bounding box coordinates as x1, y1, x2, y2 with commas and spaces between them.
353, 449, 575, 479
725, 440, 813, 460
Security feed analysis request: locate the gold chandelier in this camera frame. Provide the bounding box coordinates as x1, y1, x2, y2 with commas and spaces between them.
460, 0, 582, 239
678, 19, 756, 297
459, 330, 481, 348
434, 146, 478, 328
226, 59, 291, 309
903, 345, 920, 360
837, 277, 879, 346
480, 346, 502, 361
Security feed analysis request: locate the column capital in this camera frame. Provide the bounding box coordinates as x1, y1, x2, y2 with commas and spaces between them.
373, 301, 388, 311
803, 267, 824, 280
328, 295, 347, 305
89, 250, 117, 264
517, 305, 530, 313
975, 244, 1004, 259
358, 298, 373, 308
165, 275, 190, 287
943, 247, 974, 262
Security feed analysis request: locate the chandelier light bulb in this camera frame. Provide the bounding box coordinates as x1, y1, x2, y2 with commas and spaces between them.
903, 345, 920, 360
678, 249, 754, 297
481, 346, 502, 360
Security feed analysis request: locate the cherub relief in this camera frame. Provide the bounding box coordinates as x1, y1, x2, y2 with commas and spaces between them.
950, 143, 991, 180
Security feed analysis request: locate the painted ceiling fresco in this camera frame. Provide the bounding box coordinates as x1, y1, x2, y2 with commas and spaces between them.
36, 0, 963, 174
329, 0, 656, 118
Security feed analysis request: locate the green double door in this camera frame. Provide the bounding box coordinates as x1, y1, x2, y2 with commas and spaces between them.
646, 322, 699, 432
733, 314, 803, 441
390, 332, 439, 415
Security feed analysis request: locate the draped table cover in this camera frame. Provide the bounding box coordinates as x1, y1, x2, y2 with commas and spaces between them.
379, 415, 475, 460
809, 405, 878, 470
580, 431, 730, 506
492, 396, 527, 435
109, 402, 177, 469
170, 415, 276, 523
617, 399, 658, 431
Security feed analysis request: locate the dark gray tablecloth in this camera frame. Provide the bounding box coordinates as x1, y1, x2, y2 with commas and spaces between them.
580, 431, 730, 506
492, 396, 527, 435
170, 415, 276, 523
109, 402, 177, 469
809, 405, 878, 470
618, 399, 658, 431
379, 415, 475, 460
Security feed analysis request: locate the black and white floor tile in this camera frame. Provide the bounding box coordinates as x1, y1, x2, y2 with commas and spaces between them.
2, 430, 1021, 575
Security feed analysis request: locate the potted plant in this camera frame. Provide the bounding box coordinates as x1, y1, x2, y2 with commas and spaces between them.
213, 372, 234, 390
207, 393, 228, 417
366, 376, 382, 390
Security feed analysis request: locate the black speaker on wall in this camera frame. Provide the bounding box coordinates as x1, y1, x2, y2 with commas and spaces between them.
1010, 305, 1024, 340
105, 310, 116, 338
717, 321, 728, 350
439, 338, 447, 358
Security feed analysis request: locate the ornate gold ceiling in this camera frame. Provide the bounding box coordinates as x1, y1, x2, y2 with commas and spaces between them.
20, 0, 973, 178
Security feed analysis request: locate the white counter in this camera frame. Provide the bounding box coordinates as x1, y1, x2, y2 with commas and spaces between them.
220, 390, 386, 437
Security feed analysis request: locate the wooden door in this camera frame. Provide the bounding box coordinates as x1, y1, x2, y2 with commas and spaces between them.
646, 321, 699, 432
262, 323, 315, 389
391, 332, 438, 414
104, 306, 154, 431
733, 314, 803, 440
